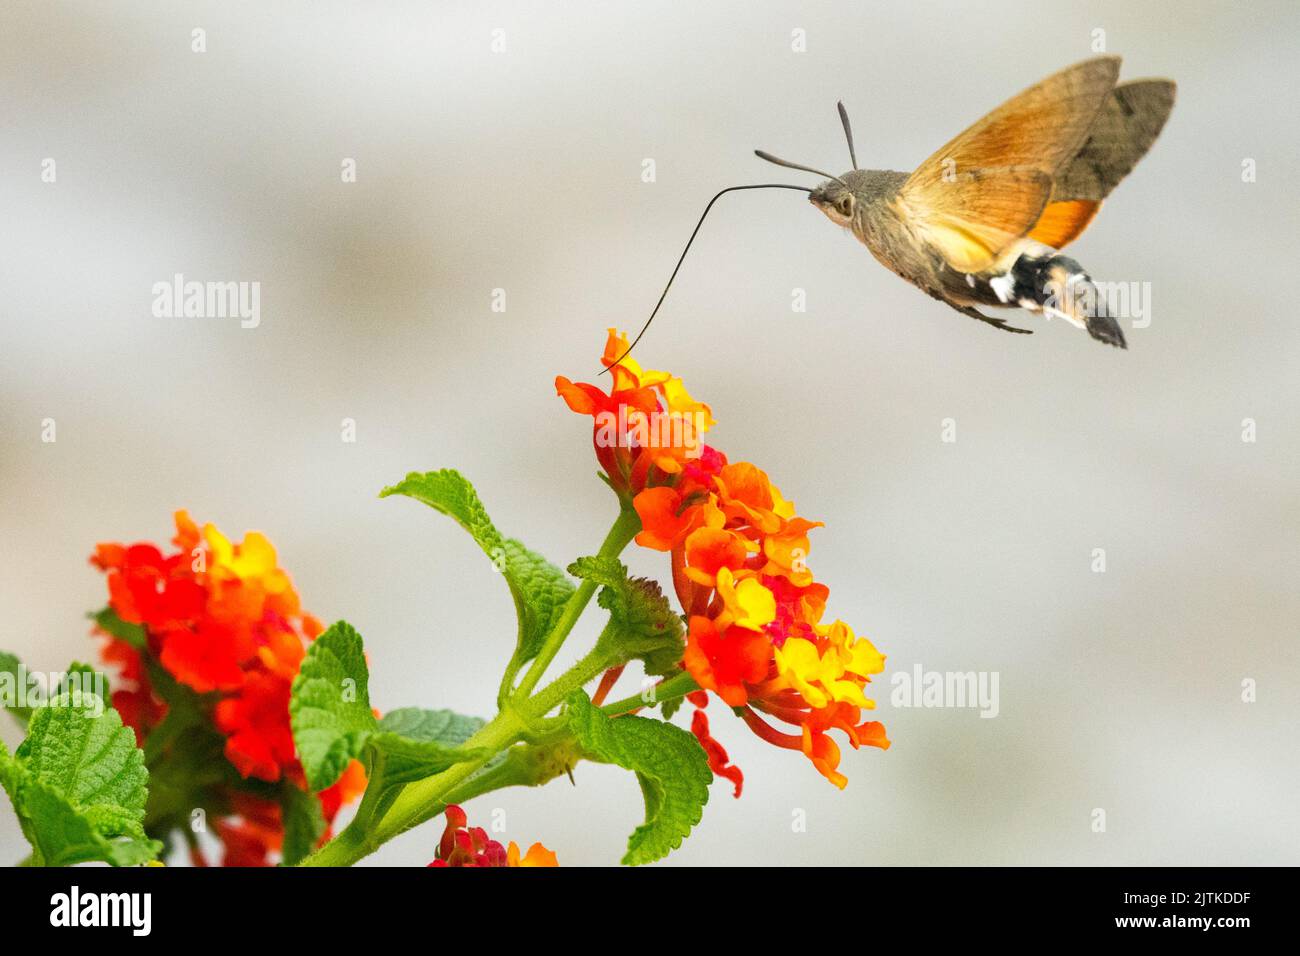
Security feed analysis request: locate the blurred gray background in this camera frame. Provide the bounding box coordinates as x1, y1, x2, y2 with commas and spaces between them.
2, 0, 1297, 866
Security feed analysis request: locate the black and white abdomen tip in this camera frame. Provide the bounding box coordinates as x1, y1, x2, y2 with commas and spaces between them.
977, 251, 1128, 349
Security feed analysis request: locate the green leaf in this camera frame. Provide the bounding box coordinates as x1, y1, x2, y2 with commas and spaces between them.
90, 607, 147, 649
367, 734, 486, 789
0, 655, 114, 728
500, 539, 576, 664
569, 557, 685, 676
377, 707, 484, 746
289, 621, 378, 792
16, 694, 148, 817
290, 623, 487, 794
0, 739, 13, 792
2, 692, 160, 866
379, 470, 575, 666
0, 651, 33, 724
565, 691, 710, 865
371, 705, 490, 788
280, 784, 326, 866
57, 661, 112, 704
660, 696, 685, 720
140, 716, 232, 836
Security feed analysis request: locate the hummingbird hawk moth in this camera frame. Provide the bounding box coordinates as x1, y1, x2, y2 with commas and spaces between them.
606, 56, 1174, 372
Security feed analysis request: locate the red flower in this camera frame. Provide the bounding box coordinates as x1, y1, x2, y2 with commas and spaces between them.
557, 329, 714, 499
90, 511, 366, 864
683, 616, 769, 708
690, 703, 743, 798
428, 805, 557, 868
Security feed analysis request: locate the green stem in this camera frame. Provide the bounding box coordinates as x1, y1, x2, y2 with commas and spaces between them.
300, 638, 622, 867
299, 812, 377, 867
523, 641, 616, 723
511, 505, 640, 699
600, 670, 699, 716
300, 709, 525, 867
300, 505, 645, 867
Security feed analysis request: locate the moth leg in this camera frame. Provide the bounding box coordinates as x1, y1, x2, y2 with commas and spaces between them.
952, 303, 1034, 336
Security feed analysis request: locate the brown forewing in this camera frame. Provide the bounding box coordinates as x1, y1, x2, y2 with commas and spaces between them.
895, 57, 1121, 272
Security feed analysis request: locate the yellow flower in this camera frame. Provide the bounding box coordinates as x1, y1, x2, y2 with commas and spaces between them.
204, 524, 294, 596
714, 567, 776, 631
773, 631, 879, 710
825, 620, 885, 680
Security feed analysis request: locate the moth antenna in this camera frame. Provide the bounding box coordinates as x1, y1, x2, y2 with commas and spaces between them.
837, 101, 859, 170
753, 150, 847, 186
601, 183, 811, 375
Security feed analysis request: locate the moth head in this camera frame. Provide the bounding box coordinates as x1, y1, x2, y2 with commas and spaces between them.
809, 180, 857, 226
756, 100, 862, 227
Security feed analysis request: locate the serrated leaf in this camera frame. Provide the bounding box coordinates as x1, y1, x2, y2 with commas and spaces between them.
0, 656, 113, 728
500, 539, 575, 663
289, 621, 378, 792
280, 784, 326, 866
14, 777, 118, 866
366, 707, 492, 791
373, 706, 489, 785
379, 470, 575, 665
377, 707, 485, 746
18, 695, 149, 817
3, 692, 160, 866
13, 777, 158, 867
569, 557, 685, 676
290, 623, 487, 796
368, 734, 486, 789
57, 661, 111, 704
566, 691, 710, 865
566, 554, 626, 588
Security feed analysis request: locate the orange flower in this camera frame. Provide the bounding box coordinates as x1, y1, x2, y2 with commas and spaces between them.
714, 462, 790, 535
562, 331, 890, 788
760, 517, 823, 587
90, 511, 366, 864
632, 486, 709, 551
507, 842, 560, 868
682, 527, 751, 588
557, 329, 715, 498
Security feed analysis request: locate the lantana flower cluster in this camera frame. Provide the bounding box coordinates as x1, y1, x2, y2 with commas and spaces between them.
90, 511, 365, 865
558, 330, 890, 789
427, 805, 557, 868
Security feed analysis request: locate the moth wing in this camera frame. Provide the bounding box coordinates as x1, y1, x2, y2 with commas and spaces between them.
1051, 79, 1176, 202
898, 57, 1121, 272
1030, 79, 1176, 249
1027, 198, 1101, 249
894, 166, 1054, 273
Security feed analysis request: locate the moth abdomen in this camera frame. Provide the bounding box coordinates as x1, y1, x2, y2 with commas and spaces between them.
1004, 252, 1127, 349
